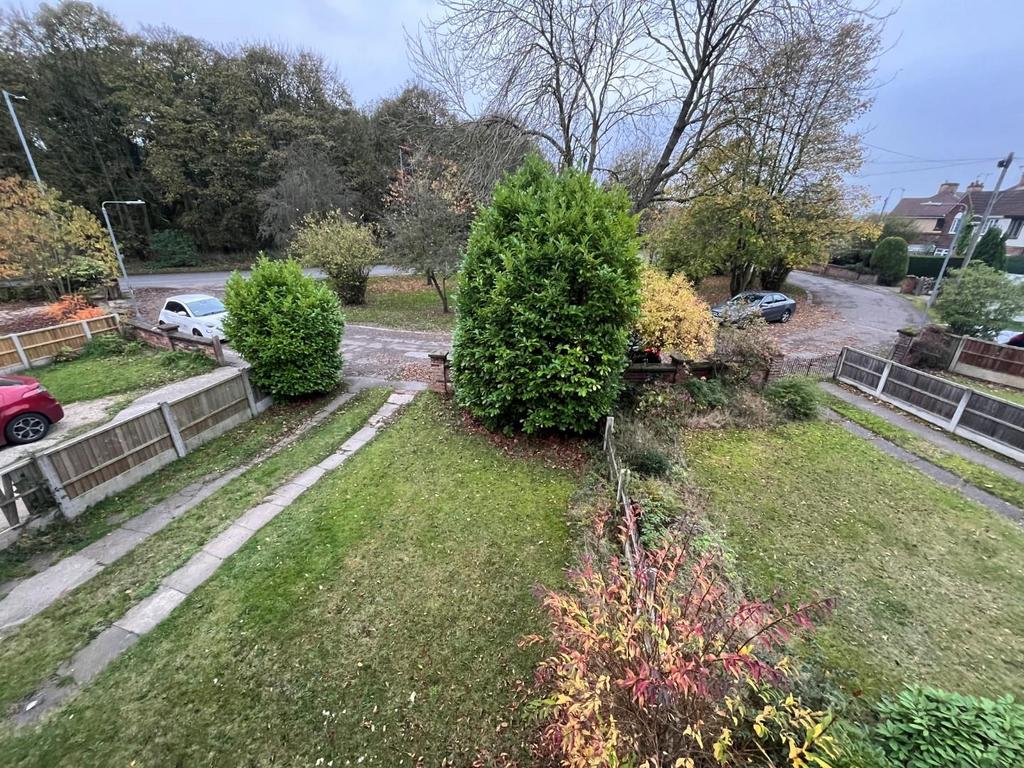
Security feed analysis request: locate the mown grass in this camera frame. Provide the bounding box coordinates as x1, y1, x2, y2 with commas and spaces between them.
342, 276, 456, 332
825, 394, 1024, 509
681, 420, 1024, 702
0, 395, 573, 766
0, 392, 346, 585
32, 346, 215, 404
0, 389, 390, 716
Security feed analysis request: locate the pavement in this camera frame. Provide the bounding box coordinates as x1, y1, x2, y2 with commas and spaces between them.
783, 271, 922, 357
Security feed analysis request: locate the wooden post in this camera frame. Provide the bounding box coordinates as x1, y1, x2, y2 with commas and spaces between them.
239, 368, 259, 417
11, 334, 30, 370
949, 389, 972, 432
159, 402, 188, 458
875, 360, 894, 395
34, 453, 74, 519
211, 335, 226, 365
833, 348, 847, 380
80, 320, 93, 341
0, 473, 19, 528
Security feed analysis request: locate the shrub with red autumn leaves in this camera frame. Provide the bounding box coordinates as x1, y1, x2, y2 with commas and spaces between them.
524, 511, 837, 767
44, 294, 105, 323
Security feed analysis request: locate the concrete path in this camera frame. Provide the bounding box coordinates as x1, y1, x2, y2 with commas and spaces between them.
0, 377, 423, 632
786, 271, 921, 357
342, 324, 451, 380
13, 389, 417, 725
822, 382, 1024, 485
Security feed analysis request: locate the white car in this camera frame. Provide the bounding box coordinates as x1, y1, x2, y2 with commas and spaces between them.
158, 294, 227, 339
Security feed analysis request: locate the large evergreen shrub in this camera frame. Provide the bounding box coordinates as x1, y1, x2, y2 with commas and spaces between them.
452, 155, 641, 433
870, 236, 909, 286
223, 257, 344, 397
934, 263, 1024, 339
973, 226, 1007, 271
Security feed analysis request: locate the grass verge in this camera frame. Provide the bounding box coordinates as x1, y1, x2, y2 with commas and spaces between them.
33, 347, 215, 404
825, 394, 1024, 509
0, 388, 391, 715
0, 392, 347, 584
342, 276, 456, 332
0, 395, 573, 765
681, 420, 1024, 702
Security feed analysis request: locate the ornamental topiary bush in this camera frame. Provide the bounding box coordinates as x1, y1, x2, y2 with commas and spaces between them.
870, 236, 909, 286
452, 155, 641, 434
873, 687, 1024, 768
223, 256, 344, 397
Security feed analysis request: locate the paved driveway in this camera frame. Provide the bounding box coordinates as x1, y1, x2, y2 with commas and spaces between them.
781, 271, 922, 357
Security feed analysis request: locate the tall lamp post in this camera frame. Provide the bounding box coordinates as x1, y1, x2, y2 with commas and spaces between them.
3, 90, 42, 190
101, 199, 145, 294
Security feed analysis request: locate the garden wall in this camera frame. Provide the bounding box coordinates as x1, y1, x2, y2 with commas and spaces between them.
126, 319, 226, 365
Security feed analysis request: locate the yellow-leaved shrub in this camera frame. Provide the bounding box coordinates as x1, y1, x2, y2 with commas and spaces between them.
637, 265, 716, 359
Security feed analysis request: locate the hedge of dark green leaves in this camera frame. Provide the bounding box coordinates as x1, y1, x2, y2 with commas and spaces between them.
223, 257, 344, 397
873, 687, 1024, 768
764, 376, 820, 421
451, 155, 640, 433
870, 236, 910, 286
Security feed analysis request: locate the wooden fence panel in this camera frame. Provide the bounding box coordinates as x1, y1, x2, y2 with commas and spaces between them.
950, 336, 1024, 388
0, 337, 20, 369
169, 375, 251, 448
835, 347, 1024, 463
0, 315, 119, 371
47, 407, 177, 502
836, 348, 886, 389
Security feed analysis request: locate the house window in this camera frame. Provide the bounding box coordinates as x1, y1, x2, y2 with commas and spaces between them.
1008, 218, 1024, 239
949, 212, 964, 234
983, 217, 1002, 233
933, 217, 945, 231
934, 249, 949, 258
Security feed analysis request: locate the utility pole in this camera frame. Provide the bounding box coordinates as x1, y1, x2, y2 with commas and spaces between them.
101, 200, 146, 295
960, 151, 1014, 272
2, 90, 42, 190
878, 186, 904, 220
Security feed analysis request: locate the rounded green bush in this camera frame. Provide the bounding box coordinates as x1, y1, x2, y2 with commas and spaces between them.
870, 236, 909, 286
626, 448, 673, 478
223, 256, 344, 398
451, 155, 641, 433
763, 376, 820, 421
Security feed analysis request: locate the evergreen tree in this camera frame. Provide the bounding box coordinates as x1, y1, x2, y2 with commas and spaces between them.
973, 227, 1007, 271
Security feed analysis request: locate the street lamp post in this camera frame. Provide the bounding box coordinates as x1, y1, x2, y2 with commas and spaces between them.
3, 90, 42, 190
101, 200, 146, 294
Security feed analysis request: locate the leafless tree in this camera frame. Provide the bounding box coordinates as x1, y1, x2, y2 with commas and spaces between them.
412, 0, 881, 210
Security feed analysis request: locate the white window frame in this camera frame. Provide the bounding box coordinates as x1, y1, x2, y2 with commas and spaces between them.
949, 212, 963, 235
934, 248, 950, 258
1007, 218, 1024, 239
983, 216, 1002, 234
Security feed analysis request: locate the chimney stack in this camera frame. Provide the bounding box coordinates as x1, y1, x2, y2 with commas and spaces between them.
966, 180, 984, 193
938, 182, 959, 194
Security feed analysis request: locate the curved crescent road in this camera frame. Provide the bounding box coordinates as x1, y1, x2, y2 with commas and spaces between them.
782, 270, 921, 357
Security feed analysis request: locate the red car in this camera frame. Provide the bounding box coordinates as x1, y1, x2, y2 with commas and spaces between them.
0, 375, 64, 445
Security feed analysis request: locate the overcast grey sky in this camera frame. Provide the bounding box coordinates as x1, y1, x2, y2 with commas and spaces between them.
11, 0, 1023, 205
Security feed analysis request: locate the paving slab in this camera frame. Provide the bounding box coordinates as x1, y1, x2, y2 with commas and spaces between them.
266, 482, 307, 507
318, 451, 351, 472
122, 507, 179, 535
202, 523, 256, 560
388, 391, 417, 405
114, 586, 188, 635
163, 551, 223, 594
234, 502, 285, 533
0, 556, 103, 632
78, 528, 150, 566
291, 466, 327, 489
66, 626, 140, 685
340, 426, 378, 452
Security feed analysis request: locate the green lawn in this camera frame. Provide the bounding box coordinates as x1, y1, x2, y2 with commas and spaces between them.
33, 346, 215, 404
825, 394, 1024, 509
0, 389, 390, 717
681, 421, 1024, 702
342, 276, 456, 332
0, 395, 574, 765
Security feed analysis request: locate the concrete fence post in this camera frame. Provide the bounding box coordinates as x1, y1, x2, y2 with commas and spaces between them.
11, 334, 31, 370
80, 320, 93, 341
34, 453, 74, 519
875, 360, 894, 395
211, 335, 226, 365
833, 348, 848, 380
239, 369, 259, 417
949, 389, 972, 432
159, 402, 188, 458
948, 335, 967, 372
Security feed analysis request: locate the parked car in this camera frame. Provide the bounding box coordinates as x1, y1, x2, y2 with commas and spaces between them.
0, 375, 64, 445
158, 294, 227, 339
711, 291, 796, 324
